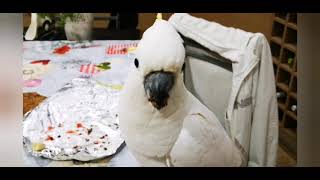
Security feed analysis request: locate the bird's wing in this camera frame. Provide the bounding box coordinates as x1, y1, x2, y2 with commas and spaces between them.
169, 94, 243, 167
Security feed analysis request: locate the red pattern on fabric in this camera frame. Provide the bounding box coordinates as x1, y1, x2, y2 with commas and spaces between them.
53, 45, 71, 54
31, 60, 50, 65
80, 64, 101, 75
106, 43, 138, 55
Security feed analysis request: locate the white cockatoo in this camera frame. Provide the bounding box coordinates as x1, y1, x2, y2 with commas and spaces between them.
119, 15, 244, 167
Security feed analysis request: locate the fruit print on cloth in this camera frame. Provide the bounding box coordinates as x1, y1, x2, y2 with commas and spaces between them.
80, 64, 101, 75
31, 60, 51, 65
80, 62, 111, 75
106, 43, 138, 55
48, 41, 100, 55
96, 62, 111, 70
24, 79, 42, 88
53, 45, 71, 55
23, 60, 54, 88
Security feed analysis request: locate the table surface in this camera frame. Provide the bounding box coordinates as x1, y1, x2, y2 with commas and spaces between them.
23, 40, 140, 167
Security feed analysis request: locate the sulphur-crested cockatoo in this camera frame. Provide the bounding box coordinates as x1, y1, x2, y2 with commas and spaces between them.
119, 18, 244, 167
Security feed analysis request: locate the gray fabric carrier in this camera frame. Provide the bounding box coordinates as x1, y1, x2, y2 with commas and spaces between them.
182, 36, 233, 128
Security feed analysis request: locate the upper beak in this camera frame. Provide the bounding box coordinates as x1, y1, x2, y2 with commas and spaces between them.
144, 71, 175, 110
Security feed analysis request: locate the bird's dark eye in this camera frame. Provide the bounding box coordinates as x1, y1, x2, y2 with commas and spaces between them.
181, 63, 185, 72
134, 58, 139, 68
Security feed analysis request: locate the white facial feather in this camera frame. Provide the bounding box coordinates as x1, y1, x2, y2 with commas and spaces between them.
135, 20, 185, 76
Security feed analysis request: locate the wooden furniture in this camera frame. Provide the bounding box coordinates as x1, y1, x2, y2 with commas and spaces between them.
270, 13, 297, 161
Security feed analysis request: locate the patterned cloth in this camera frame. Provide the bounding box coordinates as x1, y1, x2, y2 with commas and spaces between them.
79, 64, 101, 75
106, 43, 138, 55
23, 40, 139, 97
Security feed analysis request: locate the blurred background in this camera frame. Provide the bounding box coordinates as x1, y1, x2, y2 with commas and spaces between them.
23, 13, 275, 41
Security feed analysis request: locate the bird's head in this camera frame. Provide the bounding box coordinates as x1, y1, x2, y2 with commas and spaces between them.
133, 19, 185, 110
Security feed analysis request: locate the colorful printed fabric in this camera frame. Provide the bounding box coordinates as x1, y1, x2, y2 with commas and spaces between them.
23, 61, 54, 88
24, 79, 42, 87
53, 45, 71, 54
106, 43, 138, 55
31, 60, 50, 65
23, 40, 139, 96
96, 62, 111, 70
80, 64, 101, 75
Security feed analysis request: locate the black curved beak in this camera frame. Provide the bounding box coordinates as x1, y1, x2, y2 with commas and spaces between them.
144, 71, 175, 110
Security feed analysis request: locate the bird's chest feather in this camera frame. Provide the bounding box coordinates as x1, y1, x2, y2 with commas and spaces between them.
119, 84, 186, 156
119, 72, 188, 156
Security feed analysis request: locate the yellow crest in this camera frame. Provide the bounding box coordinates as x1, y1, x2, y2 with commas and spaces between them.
156, 13, 162, 20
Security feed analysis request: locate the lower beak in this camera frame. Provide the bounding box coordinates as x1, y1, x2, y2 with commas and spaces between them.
144, 71, 175, 110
